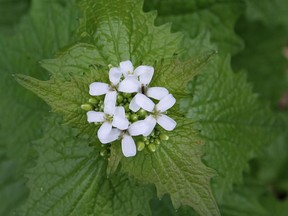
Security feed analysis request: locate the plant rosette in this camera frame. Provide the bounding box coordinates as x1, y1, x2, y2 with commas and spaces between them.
82, 60, 177, 157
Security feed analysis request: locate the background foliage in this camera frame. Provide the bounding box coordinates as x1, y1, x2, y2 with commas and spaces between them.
0, 0, 287, 215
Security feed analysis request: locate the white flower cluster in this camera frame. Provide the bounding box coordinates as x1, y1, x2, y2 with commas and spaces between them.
85, 60, 176, 157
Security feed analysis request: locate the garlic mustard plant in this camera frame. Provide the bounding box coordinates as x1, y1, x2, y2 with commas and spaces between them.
82, 60, 177, 157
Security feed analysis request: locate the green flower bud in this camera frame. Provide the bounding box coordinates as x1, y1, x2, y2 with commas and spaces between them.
142, 136, 148, 141
81, 104, 93, 111
130, 114, 138, 122
117, 95, 124, 103
88, 98, 98, 104
137, 141, 145, 151
148, 144, 156, 152
154, 139, 161, 145
137, 109, 147, 118
160, 133, 169, 141
100, 104, 104, 111
100, 148, 107, 157
124, 104, 130, 112
125, 113, 130, 120
123, 92, 132, 98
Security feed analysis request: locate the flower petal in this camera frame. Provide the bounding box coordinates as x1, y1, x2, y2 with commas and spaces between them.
156, 94, 176, 112
157, 114, 176, 131
120, 60, 134, 77
146, 87, 169, 100
99, 129, 121, 144
104, 91, 117, 115
87, 111, 105, 123
135, 93, 155, 112
129, 95, 140, 112
143, 115, 157, 136
97, 122, 112, 140
135, 66, 154, 85
118, 77, 140, 93
112, 116, 129, 130
121, 135, 136, 157
114, 106, 125, 118
89, 82, 109, 96
128, 120, 149, 136
109, 67, 122, 85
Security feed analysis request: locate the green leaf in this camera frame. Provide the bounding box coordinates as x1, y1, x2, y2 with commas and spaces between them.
183, 55, 279, 200
151, 51, 216, 100
0, 0, 79, 214
77, 0, 183, 65
14, 1, 222, 215
0, 0, 79, 166
0, 151, 29, 216
245, 0, 288, 28
0, 0, 30, 32
20, 115, 155, 216
14, 72, 101, 138
144, 0, 245, 55
261, 196, 288, 216
220, 179, 269, 216
232, 18, 288, 107
121, 116, 220, 216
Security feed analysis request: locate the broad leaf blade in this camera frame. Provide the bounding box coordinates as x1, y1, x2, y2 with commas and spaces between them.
121, 116, 220, 216
184, 55, 279, 200
0, 0, 79, 214
20, 116, 155, 216
77, 0, 183, 65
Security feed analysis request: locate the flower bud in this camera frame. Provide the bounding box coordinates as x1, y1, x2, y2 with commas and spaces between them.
148, 144, 156, 152
137, 141, 145, 151
160, 133, 169, 141
81, 104, 93, 111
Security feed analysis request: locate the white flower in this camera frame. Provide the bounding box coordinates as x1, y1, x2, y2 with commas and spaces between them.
120, 64, 169, 112
118, 61, 154, 93
132, 93, 177, 136
89, 65, 123, 110
121, 120, 149, 157
87, 106, 129, 143
129, 86, 169, 112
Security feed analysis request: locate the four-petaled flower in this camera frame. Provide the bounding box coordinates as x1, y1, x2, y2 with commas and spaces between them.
133, 93, 177, 136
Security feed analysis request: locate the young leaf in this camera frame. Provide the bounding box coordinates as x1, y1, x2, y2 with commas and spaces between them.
20, 116, 155, 216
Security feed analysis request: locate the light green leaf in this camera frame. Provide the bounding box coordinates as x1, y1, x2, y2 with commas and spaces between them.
144, 0, 245, 55
183, 55, 279, 200
20, 116, 155, 216
14, 72, 100, 138
121, 116, 220, 216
